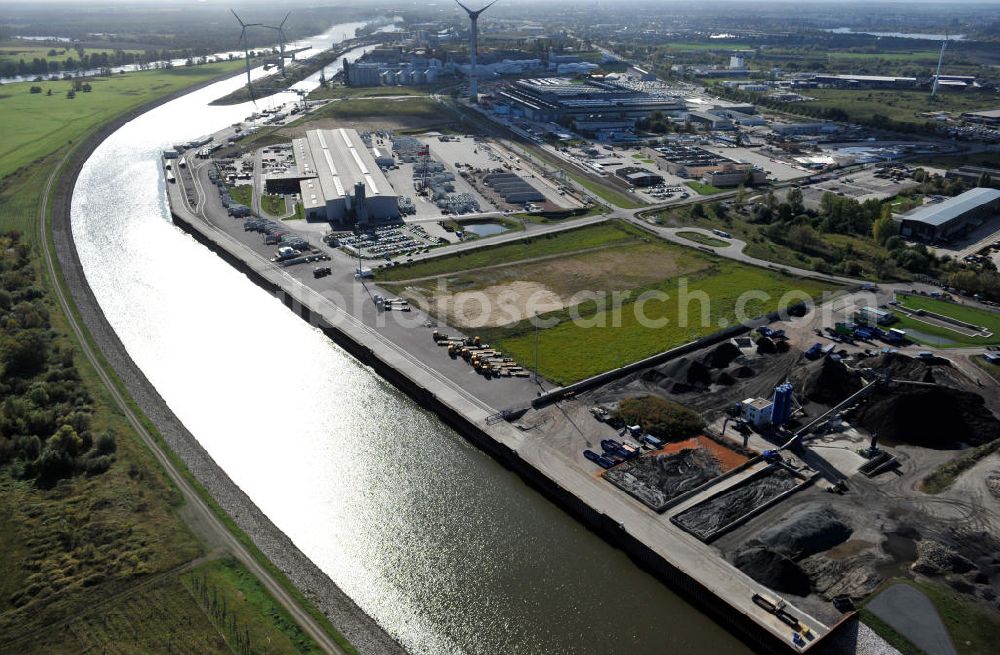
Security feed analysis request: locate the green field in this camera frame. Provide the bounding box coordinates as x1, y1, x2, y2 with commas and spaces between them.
798, 89, 1000, 128
377, 221, 636, 281
491, 262, 834, 384
893, 293, 1000, 347
677, 230, 729, 247
228, 184, 253, 208
382, 221, 838, 384
262, 193, 287, 216
308, 84, 433, 100
181, 558, 323, 655
317, 96, 442, 120
862, 579, 1000, 655
685, 180, 727, 196
0, 61, 244, 182
0, 44, 145, 63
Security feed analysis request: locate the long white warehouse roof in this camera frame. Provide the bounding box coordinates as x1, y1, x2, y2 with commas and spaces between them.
294, 128, 394, 211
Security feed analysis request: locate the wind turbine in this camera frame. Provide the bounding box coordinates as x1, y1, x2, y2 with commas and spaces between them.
455, 0, 498, 103
264, 12, 291, 76
931, 33, 948, 97
232, 9, 262, 102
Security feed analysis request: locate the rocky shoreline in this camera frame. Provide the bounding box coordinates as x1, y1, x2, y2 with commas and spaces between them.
47, 69, 406, 655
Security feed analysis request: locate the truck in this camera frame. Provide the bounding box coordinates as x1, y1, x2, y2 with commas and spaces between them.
883, 328, 906, 345
805, 343, 824, 359
834, 322, 855, 337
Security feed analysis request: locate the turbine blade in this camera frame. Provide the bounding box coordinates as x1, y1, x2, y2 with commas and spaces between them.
455, 0, 473, 14
280, 12, 290, 29
482, 0, 499, 12
231, 9, 244, 26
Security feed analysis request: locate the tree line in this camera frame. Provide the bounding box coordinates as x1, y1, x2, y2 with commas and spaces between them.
0, 232, 116, 487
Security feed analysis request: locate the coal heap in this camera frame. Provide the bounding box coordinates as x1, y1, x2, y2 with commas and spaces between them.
756, 506, 853, 560
796, 358, 863, 406
731, 546, 811, 596
853, 386, 1000, 448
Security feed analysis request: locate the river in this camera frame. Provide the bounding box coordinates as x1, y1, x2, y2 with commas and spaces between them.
69, 21, 749, 655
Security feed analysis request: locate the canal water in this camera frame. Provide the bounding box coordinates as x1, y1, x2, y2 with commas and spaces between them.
69, 23, 749, 655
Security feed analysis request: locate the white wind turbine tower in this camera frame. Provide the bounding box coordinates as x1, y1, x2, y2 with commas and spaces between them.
455, 0, 498, 103
264, 12, 291, 77
932, 33, 948, 97
232, 9, 264, 103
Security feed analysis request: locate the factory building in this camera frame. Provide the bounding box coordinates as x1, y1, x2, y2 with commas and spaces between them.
740, 383, 794, 429
702, 165, 766, 188
654, 145, 753, 180
293, 128, 398, 225
896, 187, 1000, 242
497, 77, 685, 125
812, 74, 917, 89
772, 122, 842, 136
615, 167, 664, 188
686, 111, 734, 130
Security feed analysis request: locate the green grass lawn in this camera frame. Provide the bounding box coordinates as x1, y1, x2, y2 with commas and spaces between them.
228, 185, 253, 208
677, 230, 729, 247
0, 44, 145, 63
181, 557, 324, 655
892, 293, 1000, 347
317, 96, 442, 120
307, 84, 432, 100
685, 180, 727, 196
261, 193, 286, 216
377, 221, 635, 281
0, 61, 244, 182
972, 355, 1000, 382
862, 579, 1000, 655
382, 220, 838, 384
489, 261, 836, 385
800, 89, 1000, 128
567, 171, 645, 209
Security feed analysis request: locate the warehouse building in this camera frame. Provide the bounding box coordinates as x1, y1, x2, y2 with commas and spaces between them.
897, 187, 1000, 242
812, 74, 917, 89
483, 172, 545, 204
616, 167, 663, 188
703, 165, 766, 188
292, 128, 398, 225
497, 77, 685, 125
654, 144, 753, 180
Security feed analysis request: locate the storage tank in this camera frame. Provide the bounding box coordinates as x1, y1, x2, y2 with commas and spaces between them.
771, 383, 793, 426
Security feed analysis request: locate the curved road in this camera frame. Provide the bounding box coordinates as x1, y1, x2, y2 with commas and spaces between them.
39, 150, 349, 654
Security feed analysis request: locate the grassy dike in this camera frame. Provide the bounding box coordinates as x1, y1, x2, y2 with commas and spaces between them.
1, 63, 359, 653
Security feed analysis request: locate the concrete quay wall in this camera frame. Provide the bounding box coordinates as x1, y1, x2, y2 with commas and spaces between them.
170, 204, 850, 655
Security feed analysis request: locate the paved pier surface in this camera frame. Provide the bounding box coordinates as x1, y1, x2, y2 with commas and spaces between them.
168, 163, 836, 652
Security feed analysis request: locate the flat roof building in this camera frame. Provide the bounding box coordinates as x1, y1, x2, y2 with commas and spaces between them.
615, 167, 663, 187
897, 188, 1000, 242
293, 128, 398, 225
497, 77, 685, 124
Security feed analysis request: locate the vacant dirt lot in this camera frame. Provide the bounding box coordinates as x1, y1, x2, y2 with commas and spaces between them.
392, 243, 711, 329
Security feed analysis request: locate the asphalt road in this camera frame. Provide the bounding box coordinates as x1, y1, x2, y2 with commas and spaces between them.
866, 583, 958, 655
